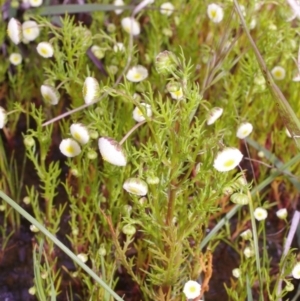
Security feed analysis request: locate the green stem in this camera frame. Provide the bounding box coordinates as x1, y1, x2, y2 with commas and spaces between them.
0, 190, 125, 301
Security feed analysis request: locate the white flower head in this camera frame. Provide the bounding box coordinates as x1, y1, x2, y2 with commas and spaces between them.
113, 42, 125, 52
160, 2, 175, 16
98, 137, 127, 166
0, 107, 7, 129
244, 246, 254, 258
213, 147, 243, 172
41, 85, 60, 105
9, 53, 22, 66
77, 253, 88, 263
29, 0, 43, 7
22, 20, 40, 41
70, 123, 90, 145
207, 3, 224, 23
114, 0, 124, 15
133, 103, 152, 122
236, 122, 253, 139
207, 107, 223, 125
28, 286, 36, 295
170, 87, 184, 100
126, 65, 148, 82
123, 178, 148, 196
276, 208, 287, 220
232, 268, 241, 278
30, 224, 39, 233
121, 17, 141, 36
7, 18, 22, 45
183, 280, 201, 299
59, 138, 81, 157
82, 77, 100, 104
292, 263, 300, 279
253, 207, 268, 221
271, 66, 286, 80
36, 42, 54, 58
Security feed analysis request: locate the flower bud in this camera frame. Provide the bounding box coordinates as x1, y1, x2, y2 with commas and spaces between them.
240, 229, 252, 240
77, 253, 88, 263
155, 51, 177, 75
232, 268, 241, 278
24, 136, 35, 148
230, 192, 249, 205
122, 224, 136, 236
98, 245, 106, 256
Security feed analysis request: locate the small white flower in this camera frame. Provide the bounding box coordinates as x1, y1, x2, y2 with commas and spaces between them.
292, 263, 300, 279
213, 148, 243, 172
36, 42, 54, 58
114, 0, 124, 15
183, 280, 201, 299
121, 17, 141, 36
207, 107, 223, 125
59, 138, 81, 157
160, 2, 175, 16
170, 87, 184, 100
253, 207, 268, 221
98, 137, 127, 166
236, 122, 253, 139
29, 0, 43, 7
77, 253, 88, 263
276, 208, 287, 220
232, 268, 241, 278
113, 42, 125, 52
167, 82, 183, 99
244, 246, 254, 258
240, 229, 252, 240
207, 3, 224, 23
41, 85, 60, 105
30, 225, 39, 232
249, 18, 256, 30
7, 18, 22, 45
9, 53, 22, 66
28, 287, 36, 295
0, 107, 7, 129
133, 103, 152, 122
70, 123, 90, 145
126, 65, 148, 82
82, 77, 100, 104
22, 20, 40, 41
271, 66, 286, 80
258, 151, 264, 158
123, 178, 148, 196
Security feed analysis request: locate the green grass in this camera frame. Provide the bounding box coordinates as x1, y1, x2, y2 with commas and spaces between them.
0, 0, 300, 300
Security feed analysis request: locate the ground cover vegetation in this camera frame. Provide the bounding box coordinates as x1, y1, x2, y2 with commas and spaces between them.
0, 0, 300, 300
